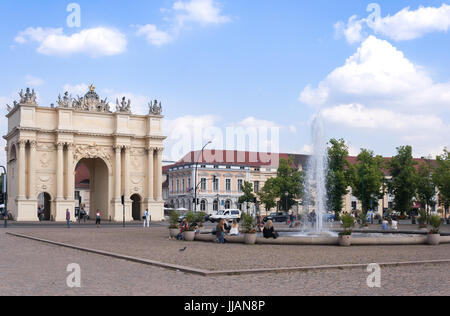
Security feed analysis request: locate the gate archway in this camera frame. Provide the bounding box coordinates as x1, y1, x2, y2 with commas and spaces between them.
131, 194, 142, 220
37, 192, 51, 221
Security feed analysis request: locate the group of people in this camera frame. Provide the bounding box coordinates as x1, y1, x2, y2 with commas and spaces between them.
214, 218, 280, 244
63, 209, 102, 228
382, 217, 399, 230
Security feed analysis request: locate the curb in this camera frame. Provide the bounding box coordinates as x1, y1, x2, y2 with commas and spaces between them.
6, 232, 450, 277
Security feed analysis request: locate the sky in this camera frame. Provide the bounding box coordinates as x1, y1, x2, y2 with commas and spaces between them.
0, 0, 449, 166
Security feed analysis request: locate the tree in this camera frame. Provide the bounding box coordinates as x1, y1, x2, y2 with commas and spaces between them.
271, 157, 304, 212
433, 148, 450, 216
348, 149, 385, 214
388, 146, 418, 215
326, 138, 350, 218
239, 181, 255, 214
416, 159, 436, 215
258, 178, 277, 213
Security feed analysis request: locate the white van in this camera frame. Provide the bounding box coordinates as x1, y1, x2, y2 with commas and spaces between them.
210, 209, 242, 223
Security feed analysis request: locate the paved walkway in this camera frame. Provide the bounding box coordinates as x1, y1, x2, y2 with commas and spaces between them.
1, 231, 448, 296
3, 226, 450, 271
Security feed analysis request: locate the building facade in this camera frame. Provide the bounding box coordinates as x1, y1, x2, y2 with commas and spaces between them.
4, 86, 166, 222
164, 149, 443, 217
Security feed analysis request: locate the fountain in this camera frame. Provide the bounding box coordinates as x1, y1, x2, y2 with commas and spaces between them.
302, 112, 329, 234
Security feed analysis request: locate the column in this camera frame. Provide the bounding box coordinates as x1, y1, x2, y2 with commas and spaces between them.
114, 146, 122, 200
56, 142, 64, 200
17, 140, 26, 199
155, 147, 163, 201
28, 141, 37, 199
66, 144, 74, 200
124, 146, 130, 199
147, 147, 154, 201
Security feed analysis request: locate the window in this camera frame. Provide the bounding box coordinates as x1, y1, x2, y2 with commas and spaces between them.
182, 179, 185, 193
176, 179, 179, 193
213, 200, 219, 211
171, 180, 174, 193
201, 178, 207, 191
226, 179, 231, 192
352, 201, 357, 210
213, 177, 219, 192
200, 200, 207, 211
188, 178, 191, 190
237, 180, 243, 192
254, 181, 260, 193
225, 200, 231, 209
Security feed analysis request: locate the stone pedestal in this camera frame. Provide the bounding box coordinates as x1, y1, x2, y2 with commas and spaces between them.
144, 199, 164, 221
15, 199, 38, 222
111, 200, 133, 222
54, 199, 76, 222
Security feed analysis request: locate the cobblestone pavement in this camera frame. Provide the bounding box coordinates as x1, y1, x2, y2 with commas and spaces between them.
0, 232, 449, 296
6, 226, 450, 271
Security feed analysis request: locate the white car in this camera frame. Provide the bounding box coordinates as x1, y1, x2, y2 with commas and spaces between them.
210, 209, 242, 223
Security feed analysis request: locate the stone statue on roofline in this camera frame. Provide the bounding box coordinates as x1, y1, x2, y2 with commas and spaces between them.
148, 99, 162, 115
116, 96, 131, 113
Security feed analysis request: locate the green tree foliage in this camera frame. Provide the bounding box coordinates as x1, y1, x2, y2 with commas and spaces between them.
258, 157, 304, 212
239, 181, 255, 213
433, 148, 450, 212
416, 159, 436, 214
326, 138, 350, 217
257, 178, 277, 212
388, 146, 418, 215
348, 149, 385, 214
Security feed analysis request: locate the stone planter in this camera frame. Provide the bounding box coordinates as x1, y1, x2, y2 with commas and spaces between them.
169, 228, 179, 239
338, 235, 352, 247
427, 234, 440, 246
183, 231, 196, 242
244, 234, 257, 245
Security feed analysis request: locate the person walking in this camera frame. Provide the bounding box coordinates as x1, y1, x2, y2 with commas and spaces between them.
66, 209, 71, 229
143, 209, 150, 228
95, 210, 101, 228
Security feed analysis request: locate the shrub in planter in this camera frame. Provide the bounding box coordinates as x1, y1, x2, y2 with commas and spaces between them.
169, 211, 180, 238
338, 214, 354, 247
241, 213, 257, 245
427, 215, 442, 245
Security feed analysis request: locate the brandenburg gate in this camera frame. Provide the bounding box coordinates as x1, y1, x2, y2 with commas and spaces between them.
3, 85, 166, 222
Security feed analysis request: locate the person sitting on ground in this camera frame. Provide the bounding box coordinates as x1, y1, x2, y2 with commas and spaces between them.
216, 219, 227, 244
229, 220, 240, 236
263, 220, 279, 239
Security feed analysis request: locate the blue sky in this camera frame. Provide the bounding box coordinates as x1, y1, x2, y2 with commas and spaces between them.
1, 0, 449, 165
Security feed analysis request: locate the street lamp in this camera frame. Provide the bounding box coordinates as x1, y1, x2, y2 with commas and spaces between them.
194, 141, 212, 212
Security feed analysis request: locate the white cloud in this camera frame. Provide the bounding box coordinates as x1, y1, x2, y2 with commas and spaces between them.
336, 4, 450, 43
25, 75, 44, 87
138, 0, 230, 46
300, 36, 450, 157
173, 0, 230, 26
136, 24, 173, 46
63, 83, 90, 97
15, 27, 127, 57
300, 36, 450, 113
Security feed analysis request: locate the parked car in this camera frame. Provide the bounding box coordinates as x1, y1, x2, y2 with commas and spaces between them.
210, 209, 242, 223
323, 212, 336, 222
263, 212, 289, 223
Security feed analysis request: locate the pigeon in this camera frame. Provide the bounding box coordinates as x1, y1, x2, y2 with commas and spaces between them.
179, 247, 187, 252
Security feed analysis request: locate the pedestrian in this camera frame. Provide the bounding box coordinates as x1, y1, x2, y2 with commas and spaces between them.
263, 220, 279, 239
37, 207, 42, 222
216, 219, 226, 244
66, 209, 71, 228
289, 212, 295, 228
143, 209, 150, 228
80, 206, 87, 223
382, 218, 389, 230
177, 218, 189, 240
95, 210, 101, 228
